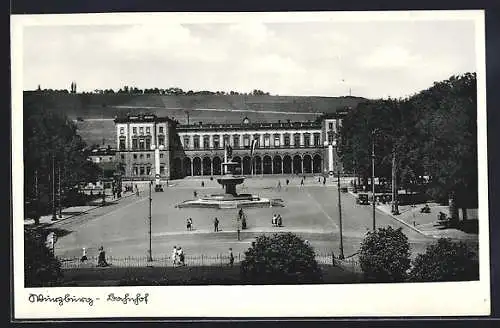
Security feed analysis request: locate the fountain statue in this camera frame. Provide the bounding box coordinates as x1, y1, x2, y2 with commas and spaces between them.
176, 145, 284, 209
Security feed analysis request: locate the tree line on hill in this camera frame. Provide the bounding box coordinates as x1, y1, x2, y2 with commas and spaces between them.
338, 73, 477, 221
24, 96, 102, 220
30, 85, 271, 96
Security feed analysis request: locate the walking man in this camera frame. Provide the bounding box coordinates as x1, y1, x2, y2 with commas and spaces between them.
172, 246, 178, 267
186, 218, 193, 231
300, 178, 304, 186
277, 180, 281, 191
80, 247, 88, 263
214, 217, 219, 232
229, 248, 234, 267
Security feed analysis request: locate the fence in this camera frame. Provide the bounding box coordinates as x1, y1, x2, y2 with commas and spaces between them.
58, 252, 362, 273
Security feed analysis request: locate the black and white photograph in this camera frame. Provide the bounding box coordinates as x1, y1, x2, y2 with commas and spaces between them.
12, 10, 490, 318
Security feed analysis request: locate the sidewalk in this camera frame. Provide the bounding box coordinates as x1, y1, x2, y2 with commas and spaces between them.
347, 191, 478, 241
24, 191, 136, 226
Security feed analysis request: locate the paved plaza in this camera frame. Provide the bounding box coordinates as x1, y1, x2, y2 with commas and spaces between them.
49, 176, 477, 263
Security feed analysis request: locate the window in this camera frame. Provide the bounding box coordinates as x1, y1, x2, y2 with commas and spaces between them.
284, 134, 290, 147
213, 135, 220, 149
133, 154, 137, 159
119, 138, 126, 150
140, 154, 144, 159
120, 127, 124, 135
294, 133, 301, 147
160, 153, 164, 158
328, 132, 334, 143
183, 137, 190, 148
274, 134, 280, 147
139, 139, 145, 150
159, 126, 164, 134
133, 127, 137, 134
193, 136, 200, 149
121, 154, 125, 160
223, 135, 230, 147
146, 167, 151, 175
304, 133, 310, 147
145, 138, 151, 150
264, 135, 270, 148
147, 154, 151, 159
328, 122, 333, 130
203, 136, 210, 149
133, 167, 138, 175
146, 127, 151, 134
233, 135, 240, 148
314, 133, 320, 146
243, 135, 250, 148
109, 157, 113, 161
158, 135, 165, 147
140, 167, 145, 175
139, 127, 144, 134
132, 138, 138, 149
160, 165, 165, 174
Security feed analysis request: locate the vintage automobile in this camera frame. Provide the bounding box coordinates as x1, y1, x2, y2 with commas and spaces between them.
356, 193, 369, 205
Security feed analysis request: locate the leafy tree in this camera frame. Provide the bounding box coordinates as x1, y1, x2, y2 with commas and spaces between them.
240, 233, 322, 284
409, 238, 479, 282
24, 228, 63, 287
359, 226, 411, 282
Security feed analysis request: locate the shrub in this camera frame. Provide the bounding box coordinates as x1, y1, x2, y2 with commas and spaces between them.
24, 228, 63, 287
359, 226, 411, 283
409, 238, 479, 282
240, 232, 322, 284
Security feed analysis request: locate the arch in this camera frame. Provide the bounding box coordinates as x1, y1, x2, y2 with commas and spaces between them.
283, 155, 292, 174
273, 155, 282, 174
184, 157, 192, 176
173, 158, 182, 178
243, 156, 252, 175
254, 156, 262, 175
213, 156, 222, 175
263, 155, 272, 175
313, 154, 322, 173
193, 157, 202, 176
233, 156, 242, 175
293, 155, 302, 174
202, 157, 212, 176
303, 155, 312, 174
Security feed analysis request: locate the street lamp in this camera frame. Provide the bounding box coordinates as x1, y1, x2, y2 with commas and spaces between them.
332, 139, 344, 260
147, 181, 153, 262
371, 129, 378, 231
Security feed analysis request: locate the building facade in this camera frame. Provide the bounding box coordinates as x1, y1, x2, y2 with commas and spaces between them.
114, 112, 345, 180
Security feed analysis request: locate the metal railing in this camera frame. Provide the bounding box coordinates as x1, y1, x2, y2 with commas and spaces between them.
58, 253, 362, 273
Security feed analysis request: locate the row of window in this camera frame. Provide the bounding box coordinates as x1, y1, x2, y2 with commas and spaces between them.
181, 133, 321, 150
119, 153, 165, 160
130, 165, 166, 176
118, 135, 165, 150
119, 126, 165, 135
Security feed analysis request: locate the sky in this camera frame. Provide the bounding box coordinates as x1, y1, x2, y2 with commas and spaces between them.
22, 18, 478, 99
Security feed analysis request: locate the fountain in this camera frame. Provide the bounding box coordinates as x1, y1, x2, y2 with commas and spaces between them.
176, 147, 284, 209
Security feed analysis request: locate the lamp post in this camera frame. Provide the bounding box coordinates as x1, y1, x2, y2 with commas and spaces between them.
51, 154, 57, 221
58, 165, 62, 218
147, 181, 153, 262
332, 140, 344, 260
371, 129, 377, 231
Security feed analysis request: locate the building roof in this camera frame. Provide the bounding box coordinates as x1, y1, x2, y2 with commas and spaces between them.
114, 113, 174, 124
177, 120, 321, 132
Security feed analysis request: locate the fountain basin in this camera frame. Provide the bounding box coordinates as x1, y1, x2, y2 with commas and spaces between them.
175, 195, 285, 209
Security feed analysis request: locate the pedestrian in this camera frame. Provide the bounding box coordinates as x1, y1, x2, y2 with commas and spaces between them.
300, 178, 304, 186
277, 214, 283, 227
229, 248, 234, 267
80, 247, 88, 263
272, 214, 277, 227
277, 180, 281, 191
323, 177, 326, 186
194, 190, 198, 198
186, 218, 192, 231
286, 179, 289, 186
172, 246, 178, 267
318, 177, 321, 183
97, 246, 109, 267
201, 181, 205, 187
177, 247, 185, 266
214, 217, 219, 232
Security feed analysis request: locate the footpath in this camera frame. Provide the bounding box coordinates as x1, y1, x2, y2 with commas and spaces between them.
24, 191, 137, 227
347, 190, 478, 241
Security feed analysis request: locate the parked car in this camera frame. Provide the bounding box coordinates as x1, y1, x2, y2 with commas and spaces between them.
356, 193, 369, 205
340, 187, 348, 193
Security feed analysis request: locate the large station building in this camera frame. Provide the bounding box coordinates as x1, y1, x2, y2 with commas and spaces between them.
114, 111, 347, 180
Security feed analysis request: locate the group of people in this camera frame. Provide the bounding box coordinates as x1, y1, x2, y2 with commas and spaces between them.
80, 245, 109, 267
186, 217, 194, 231
172, 245, 185, 267
272, 213, 283, 227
